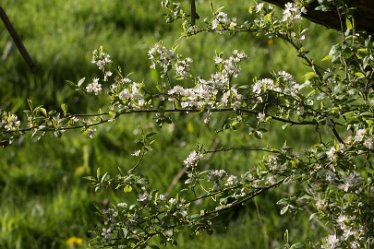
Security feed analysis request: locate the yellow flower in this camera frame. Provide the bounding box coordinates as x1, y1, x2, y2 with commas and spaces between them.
66, 236, 83, 247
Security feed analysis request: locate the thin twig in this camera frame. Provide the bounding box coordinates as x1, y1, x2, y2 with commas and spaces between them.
165, 138, 221, 196
201, 179, 284, 217
1, 107, 318, 135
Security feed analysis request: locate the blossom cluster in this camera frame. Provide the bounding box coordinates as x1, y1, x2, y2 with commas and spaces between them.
183, 150, 203, 168
282, 1, 307, 23
211, 11, 237, 30
253, 71, 300, 101
168, 50, 246, 109
91, 48, 112, 71
0, 111, 21, 131
148, 44, 176, 76
86, 47, 113, 95
85, 78, 102, 95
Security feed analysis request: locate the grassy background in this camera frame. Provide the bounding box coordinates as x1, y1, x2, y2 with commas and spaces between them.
0, 1, 338, 248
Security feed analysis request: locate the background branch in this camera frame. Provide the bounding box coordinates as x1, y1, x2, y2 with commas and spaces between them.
0, 6, 36, 72
262, 0, 374, 33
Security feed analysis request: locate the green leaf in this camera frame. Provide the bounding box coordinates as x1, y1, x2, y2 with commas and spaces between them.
96, 168, 101, 180
321, 54, 332, 62
38, 107, 48, 117
280, 205, 289, 215
254, 131, 263, 139
27, 99, 33, 111
284, 229, 289, 243
290, 242, 304, 249
264, 12, 272, 24
345, 18, 353, 30
83, 176, 97, 182
77, 77, 86, 87
61, 103, 68, 115
355, 72, 365, 78
304, 72, 317, 80
65, 80, 76, 88
146, 132, 157, 138
123, 185, 133, 193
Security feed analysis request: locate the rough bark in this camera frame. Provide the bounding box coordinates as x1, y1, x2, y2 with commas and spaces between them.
263, 0, 374, 34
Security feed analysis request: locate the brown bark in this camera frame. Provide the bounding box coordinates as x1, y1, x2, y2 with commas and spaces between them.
263, 0, 374, 34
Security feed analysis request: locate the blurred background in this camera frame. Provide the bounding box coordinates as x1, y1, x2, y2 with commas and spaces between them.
0, 0, 339, 248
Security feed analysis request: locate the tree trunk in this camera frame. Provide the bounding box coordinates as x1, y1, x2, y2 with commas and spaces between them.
263, 0, 374, 34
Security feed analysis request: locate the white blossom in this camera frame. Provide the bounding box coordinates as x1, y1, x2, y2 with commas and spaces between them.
119, 89, 131, 100
131, 83, 145, 107
354, 128, 366, 142
158, 194, 166, 201
364, 138, 373, 150
340, 172, 363, 192
103, 71, 113, 81
231, 88, 243, 109
255, 3, 264, 13
92, 49, 112, 71
325, 234, 340, 249
212, 12, 229, 30
315, 198, 326, 210
168, 198, 177, 205
70, 116, 79, 124
257, 112, 266, 122
86, 78, 102, 95
208, 169, 227, 181
253, 78, 277, 95
131, 150, 142, 157
137, 193, 148, 202
183, 151, 203, 168
225, 175, 238, 186
282, 1, 307, 22
175, 57, 193, 79
86, 128, 96, 139
326, 147, 337, 162
148, 44, 176, 76
168, 85, 186, 95
1, 113, 21, 131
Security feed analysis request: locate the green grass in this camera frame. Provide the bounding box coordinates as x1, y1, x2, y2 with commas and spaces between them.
0, 0, 340, 248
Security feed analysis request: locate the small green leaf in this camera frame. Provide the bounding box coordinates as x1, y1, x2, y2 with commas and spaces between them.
38, 107, 48, 117
290, 242, 304, 249
83, 176, 97, 182
304, 71, 317, 80
123, 185, 133, 193
96, 168, 101, 180
61, 103, 68, 115
65, 80, 76, 88
284, 229, 289, 243
345, 18, 353, 30
146, 132, 157, 138
280, 205, 289, 215
355, 72, 365, 78
264, 12, 272, 24
254, 131, 263, 139
77, 77, 86, 87
321, 54, 332, 62
27, 99, 33, 110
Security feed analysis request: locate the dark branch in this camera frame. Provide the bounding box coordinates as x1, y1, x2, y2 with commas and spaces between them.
263, 0, 374, 34
190, 0, 198, 26
0, 6, 36, 73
